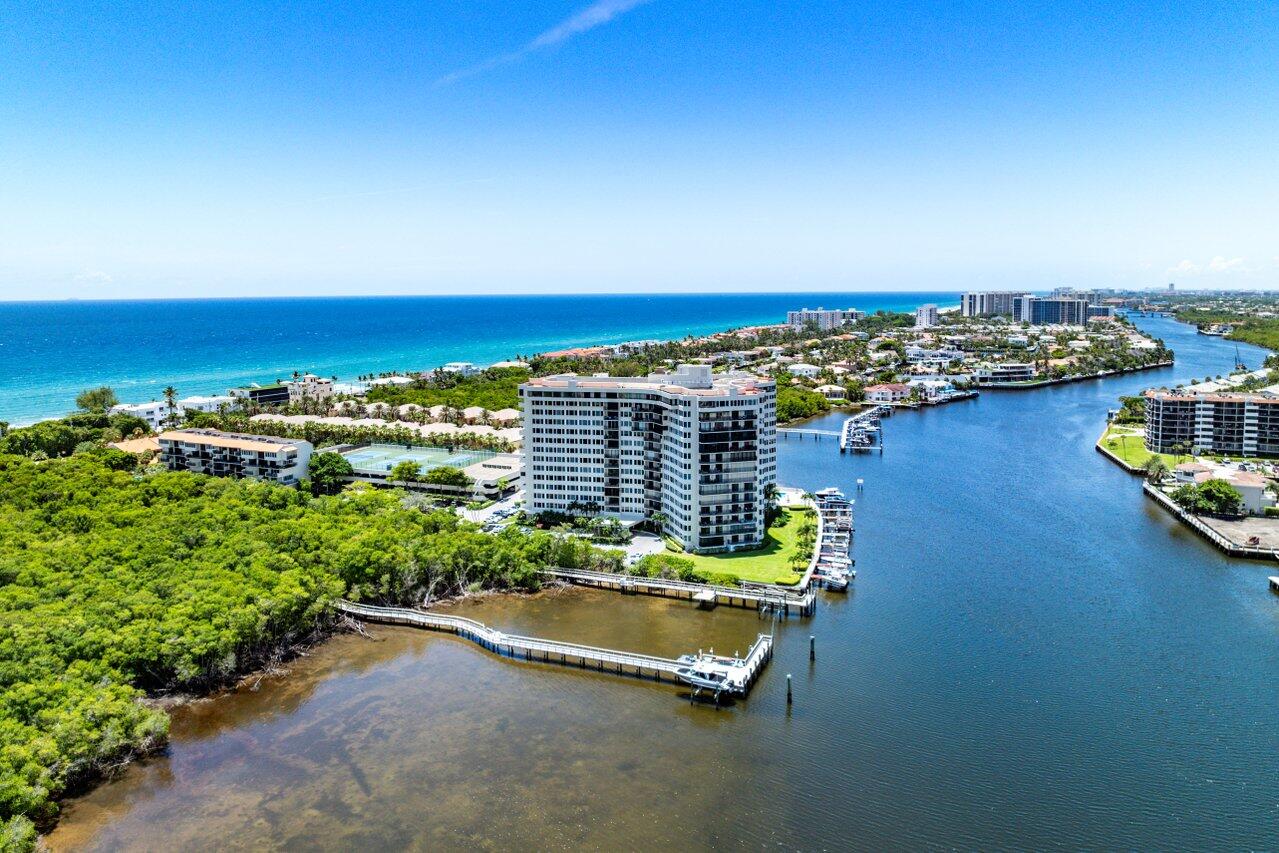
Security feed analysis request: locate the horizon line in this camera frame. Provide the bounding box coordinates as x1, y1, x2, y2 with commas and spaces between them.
0, 289, 977, 306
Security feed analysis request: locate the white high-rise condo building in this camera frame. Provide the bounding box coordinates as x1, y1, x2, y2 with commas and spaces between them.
520, 364, 777, 553
961, 291, 1024, 317
915, 304, 940, 327
786, 307, 865, 330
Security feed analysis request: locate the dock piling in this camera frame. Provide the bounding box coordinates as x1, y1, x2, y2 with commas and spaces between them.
809, 635, 815, 661
786, 673, 793, 705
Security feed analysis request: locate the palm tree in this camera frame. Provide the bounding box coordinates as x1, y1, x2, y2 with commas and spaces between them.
163, 386, 178, 428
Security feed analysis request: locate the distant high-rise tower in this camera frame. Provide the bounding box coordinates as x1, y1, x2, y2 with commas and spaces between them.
1168, 282, 1175, 292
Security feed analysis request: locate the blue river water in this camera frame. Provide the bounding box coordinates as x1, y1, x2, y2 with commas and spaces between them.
0, 292, 949, 426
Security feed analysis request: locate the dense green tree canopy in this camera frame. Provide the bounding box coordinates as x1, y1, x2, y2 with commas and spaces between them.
776, 383, 831, 422
307, 452, 353, 496
0, 453, 620, 837
422, 465, 472, 489
74, 386, 119, 412
1171, 479, 1244, 516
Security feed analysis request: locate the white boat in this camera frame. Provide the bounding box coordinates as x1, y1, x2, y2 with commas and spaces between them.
674, 654, 748, 694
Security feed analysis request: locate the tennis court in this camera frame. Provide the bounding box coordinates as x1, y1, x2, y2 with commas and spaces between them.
340, 444, 495, 476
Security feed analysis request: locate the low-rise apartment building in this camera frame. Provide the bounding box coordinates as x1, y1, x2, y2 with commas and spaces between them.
109, 400, 169, 431
111, 394, 237, 430
158, 429, 313, 485
520, 364, 777, 553
1144, 390, 1279, 457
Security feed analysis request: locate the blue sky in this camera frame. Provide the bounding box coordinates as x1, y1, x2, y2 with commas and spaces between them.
1, 0, 1276, 299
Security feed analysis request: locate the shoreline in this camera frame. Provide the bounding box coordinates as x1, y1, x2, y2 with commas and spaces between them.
0, 292, 953, 427
978, 359, 1173, 390
1142, 482, 1279, 560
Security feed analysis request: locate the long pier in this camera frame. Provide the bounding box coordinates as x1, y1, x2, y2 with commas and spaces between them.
335, 600, 774, 696
541, 567, 816, 617
777, 428, 840, 439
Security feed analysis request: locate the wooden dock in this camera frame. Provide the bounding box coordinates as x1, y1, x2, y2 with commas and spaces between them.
541, 567, 816, 617
335, 600, 774, 696
777, 428, 840, 439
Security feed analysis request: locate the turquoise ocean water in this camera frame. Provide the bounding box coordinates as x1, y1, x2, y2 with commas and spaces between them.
0, 292, 951, 425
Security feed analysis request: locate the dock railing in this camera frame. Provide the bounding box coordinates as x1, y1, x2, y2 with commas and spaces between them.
335, 600, 773, 696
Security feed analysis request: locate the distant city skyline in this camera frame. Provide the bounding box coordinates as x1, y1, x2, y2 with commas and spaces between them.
2, 1, 1277, 300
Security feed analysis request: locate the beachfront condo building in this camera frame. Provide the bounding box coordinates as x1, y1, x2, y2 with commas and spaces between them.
786, 307, 865, 330
520, 364, 777, 553
914, 304, 940, 327
158, 428, 313, 485
1013, 295, 1090, 326
961, 291, 1023, 317
1144, 390, 1279, 457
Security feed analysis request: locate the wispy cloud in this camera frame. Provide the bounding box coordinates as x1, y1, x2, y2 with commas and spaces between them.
436, 0, 657, 86
73, 270, 114, 284
1167, 256, 1251, 277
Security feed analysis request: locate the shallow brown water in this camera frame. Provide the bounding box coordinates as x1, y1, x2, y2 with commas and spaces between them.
50, 589, 795, 851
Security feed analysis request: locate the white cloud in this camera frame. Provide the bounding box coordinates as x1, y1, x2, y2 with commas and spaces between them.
1207, 255, 1248, 273
436, 0, 657, 86
1166, 256, 1250, 277
73, 270, 114, 284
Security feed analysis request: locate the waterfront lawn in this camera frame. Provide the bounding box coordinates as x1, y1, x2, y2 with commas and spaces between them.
678, 507, 813, 585
1097, 423, 1179, 470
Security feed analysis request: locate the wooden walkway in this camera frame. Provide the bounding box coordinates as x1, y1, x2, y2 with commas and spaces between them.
335, 600, 774, 696
541, 567, 816, 617
777, 428, 840, 439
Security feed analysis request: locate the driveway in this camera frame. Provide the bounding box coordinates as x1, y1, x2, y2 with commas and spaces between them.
461, 490, 523, 524
622, 531, 667, 565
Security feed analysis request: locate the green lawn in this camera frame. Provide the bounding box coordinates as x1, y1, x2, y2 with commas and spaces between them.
678, 507, 814, 585
1097, 423, 1179, 470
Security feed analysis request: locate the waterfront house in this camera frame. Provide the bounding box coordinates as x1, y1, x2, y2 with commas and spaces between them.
229, 383, 290, 406
285, 374, 334, 402
815, 384, 847, 400
441, 361, 480, 377
864, 383, 911, 403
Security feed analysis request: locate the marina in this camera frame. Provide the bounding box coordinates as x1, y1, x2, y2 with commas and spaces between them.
811, 488, 856, 590
840, 406, 889, 453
